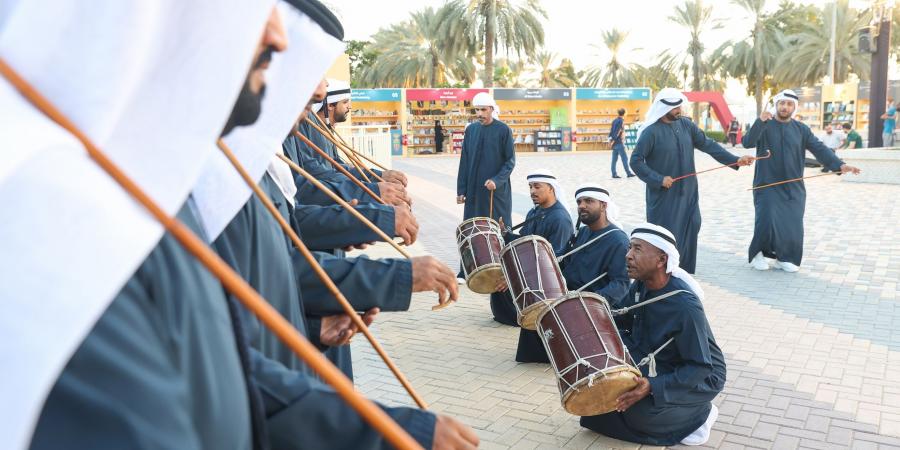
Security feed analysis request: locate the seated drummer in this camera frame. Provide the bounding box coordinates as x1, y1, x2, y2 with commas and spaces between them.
494, 169, 573, 363
557, 184, 630, 310
580, 223, 726, 446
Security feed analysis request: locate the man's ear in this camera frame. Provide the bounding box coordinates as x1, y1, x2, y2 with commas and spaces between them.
658, 251, 668, 270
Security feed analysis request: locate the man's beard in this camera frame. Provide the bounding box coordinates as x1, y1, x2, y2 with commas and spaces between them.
664, 111, 680, 121
221, 46, 273, 137
777, 111, 792, 120
579, 210, 600, 225
222, 80, 265, 136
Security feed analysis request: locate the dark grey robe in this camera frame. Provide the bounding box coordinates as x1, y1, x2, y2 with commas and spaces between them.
581, 276, 726, 446
741, 118, 844, 265
492, 200, 572, 363
31, 203, 254, 449
558, 223, 630, 304
30, 201, 436, 450
630, 118, 741, 274
456, 119, 515, 227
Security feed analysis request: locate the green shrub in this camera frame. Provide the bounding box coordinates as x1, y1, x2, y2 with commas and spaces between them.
704, 130, 727, 143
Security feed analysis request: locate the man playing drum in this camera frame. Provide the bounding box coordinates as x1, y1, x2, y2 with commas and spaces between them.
495, 169, 573, 363
580, 223, 726, 447
557, 184, 630, 309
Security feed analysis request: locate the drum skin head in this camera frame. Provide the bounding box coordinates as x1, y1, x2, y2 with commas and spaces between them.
562, 365, 643, 416
518, 301, 550, 330
467, 264, 503, 294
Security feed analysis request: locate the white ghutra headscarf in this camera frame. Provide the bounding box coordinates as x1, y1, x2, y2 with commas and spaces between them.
637, 87, 688, 140
574, 184, 622, 229
473, 91, 501, 120
630, 223, 705, 300
767, 89, 799, 118
527, 169, 572, 216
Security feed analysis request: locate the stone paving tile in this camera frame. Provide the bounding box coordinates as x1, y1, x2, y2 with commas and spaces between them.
347, 153, 900, 449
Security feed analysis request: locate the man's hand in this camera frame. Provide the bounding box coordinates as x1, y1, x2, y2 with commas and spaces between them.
382, 169, 408, 187
759, 111, 772, 122
494, 277, 508, 293
378, 182, 412, 207
319, 308, 379, 346
340, 242, 374, 252
432, 414, 480, 450
411, 256, 459, 306
456, 195, 466, 204
736, 155, 755, 167
484, 179, 497, 191
661, 176, 674, 189
394, 204, 419, 245
840, 164, 861, 175
616, 376, 651, 412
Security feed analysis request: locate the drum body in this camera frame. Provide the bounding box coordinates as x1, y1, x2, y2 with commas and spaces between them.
537, 292, 642, 416
456, 217, 504, 294
499, 235, 567, 330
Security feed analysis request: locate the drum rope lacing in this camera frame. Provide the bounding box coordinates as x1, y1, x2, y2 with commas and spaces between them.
539, 293, 631, 391
457, 219, 503, 277
502, 237, 562, 319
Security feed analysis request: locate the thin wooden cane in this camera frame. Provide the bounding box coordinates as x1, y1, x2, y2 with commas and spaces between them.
292, 131, 387, 205
305, 115, 374, 183
306, 114, 389, 172
278, 154, 454, 312
305, 115, 385, 182
748, 171, 841, 191
0, 58, 423, 450
274, 153, 411, 258
218, 141, 427, 409
672, 150, 772, 182
331, 129, 385, 183
489, 189, 494, 220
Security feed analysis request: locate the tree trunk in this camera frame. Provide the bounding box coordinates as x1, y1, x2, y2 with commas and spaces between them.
483, 1, 496, 87
753, 21, 764, 116
692, 40, 701, 124
431, 49, 439, 87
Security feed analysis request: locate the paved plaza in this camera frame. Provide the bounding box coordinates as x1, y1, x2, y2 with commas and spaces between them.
350, 150, 900, 449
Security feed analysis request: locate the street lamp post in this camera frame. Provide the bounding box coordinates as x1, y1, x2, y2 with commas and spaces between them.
868, 1, 893, 148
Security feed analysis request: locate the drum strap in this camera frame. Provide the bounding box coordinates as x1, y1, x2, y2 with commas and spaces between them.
610, 289, 689, 316
574, 272, 607, 293
637, 337, 674, 378
556, 228, 628, 262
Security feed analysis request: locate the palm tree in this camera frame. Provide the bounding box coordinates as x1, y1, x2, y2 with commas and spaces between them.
774, 1, 871, 86
493, 58, 529, 87
633, 62, 682, 93
528, 51, 579, 88
361, 7, 475, 87
712, 0, 786, 115
438, 0, 547, 87
669, 0, 720, 122
582, 28, 642, 88
359, 6, 474, 87
360, 7, 475, 87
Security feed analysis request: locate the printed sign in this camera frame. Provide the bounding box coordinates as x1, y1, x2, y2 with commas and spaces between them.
405, 88, 489, 101
576, 88, 651, 100
351, 89, 401, 102
494, 88, 571, 100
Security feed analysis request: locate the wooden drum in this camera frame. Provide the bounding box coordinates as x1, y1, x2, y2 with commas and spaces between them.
536, 292, 642, 416
456, 217, 504, 294
499, 235, 567, 330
